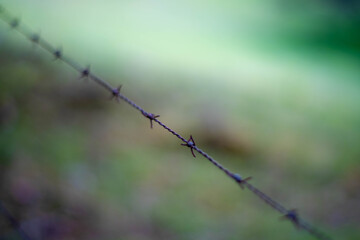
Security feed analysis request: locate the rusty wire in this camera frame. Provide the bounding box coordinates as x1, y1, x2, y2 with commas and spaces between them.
0, 5, 333, 240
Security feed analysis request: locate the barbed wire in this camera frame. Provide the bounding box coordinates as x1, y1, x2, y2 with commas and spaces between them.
0, 5, 333, 240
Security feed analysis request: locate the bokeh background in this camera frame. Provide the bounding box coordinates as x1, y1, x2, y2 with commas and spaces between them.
1, 0, 360, 239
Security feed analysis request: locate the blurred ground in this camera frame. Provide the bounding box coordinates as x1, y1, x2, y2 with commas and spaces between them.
0, 1, 360, 240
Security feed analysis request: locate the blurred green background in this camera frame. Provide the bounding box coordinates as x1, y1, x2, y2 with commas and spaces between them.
1, 0, 359, 239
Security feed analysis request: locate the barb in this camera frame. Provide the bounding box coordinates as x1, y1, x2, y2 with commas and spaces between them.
110, 85, 122, 102
30, 33, 40, 44
80, 65, 91, 80
232, 174, 252, 189
9, 18, 19, 28
281, 209, 301, 228
181, 135, 197, 157
0, 6, 332, 240
142, 112, 160, 129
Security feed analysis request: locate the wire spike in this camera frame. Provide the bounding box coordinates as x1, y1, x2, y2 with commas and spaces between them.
10, 18, 19, 29
142, 112, 160, 129
181, 135, 196, 157
111, 85, 122, 102
281, 209, 300, 228
53, 48, 62, 60
232, 174, 252, 189
80, 65, 90, 80
30, 33, 40, 44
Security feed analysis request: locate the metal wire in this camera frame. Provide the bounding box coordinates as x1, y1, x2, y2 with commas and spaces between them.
0, 5, 333, 240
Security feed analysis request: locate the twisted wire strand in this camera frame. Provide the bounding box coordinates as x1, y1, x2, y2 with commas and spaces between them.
0, 6, 332, 240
